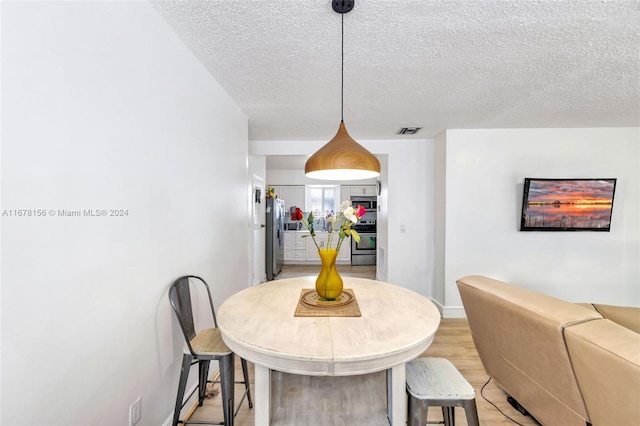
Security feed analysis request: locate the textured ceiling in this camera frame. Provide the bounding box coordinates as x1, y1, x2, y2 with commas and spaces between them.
151, 0, 640, 141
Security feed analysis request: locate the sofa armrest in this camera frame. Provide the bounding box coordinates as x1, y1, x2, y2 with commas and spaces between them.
457, 275, 602, 425
591, 304, 640, 334
565, 319, 640, 426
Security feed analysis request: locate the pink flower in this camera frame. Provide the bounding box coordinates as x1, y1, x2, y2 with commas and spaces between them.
355, 205, 367, 218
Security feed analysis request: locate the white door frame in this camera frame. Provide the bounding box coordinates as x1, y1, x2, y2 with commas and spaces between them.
251, 175, 266, 286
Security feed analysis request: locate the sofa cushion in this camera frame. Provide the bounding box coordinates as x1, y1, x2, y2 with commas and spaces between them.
565, 319, 640, 426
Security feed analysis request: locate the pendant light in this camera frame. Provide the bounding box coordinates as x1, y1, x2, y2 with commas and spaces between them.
305, 0, 380, 181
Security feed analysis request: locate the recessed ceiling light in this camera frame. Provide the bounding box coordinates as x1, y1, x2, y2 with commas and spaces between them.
397, 127, 422, 135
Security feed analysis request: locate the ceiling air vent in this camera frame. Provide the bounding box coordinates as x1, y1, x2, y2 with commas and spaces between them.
397, 127, 422, 135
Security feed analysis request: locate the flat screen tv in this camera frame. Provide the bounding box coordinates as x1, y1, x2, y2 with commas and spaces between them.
520, 178, 617, 231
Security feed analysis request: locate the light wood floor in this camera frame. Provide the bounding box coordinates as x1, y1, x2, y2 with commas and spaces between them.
189, 267, 540, 425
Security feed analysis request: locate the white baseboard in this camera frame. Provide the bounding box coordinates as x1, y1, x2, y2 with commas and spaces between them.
442, 305, 466, 318
161, 381, 196, 426
163, 368, 221, 426
431, 299, 444, 316
430, 300, 466, 319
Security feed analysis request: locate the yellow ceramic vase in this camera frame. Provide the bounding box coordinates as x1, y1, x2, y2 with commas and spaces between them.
315, 249, 343, 301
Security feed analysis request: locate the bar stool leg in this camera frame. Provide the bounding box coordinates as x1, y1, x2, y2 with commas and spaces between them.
241, 358, 254, 408
407, 395, 428, 426
219, 353, 235, 426
443, 406, 455, 426
464, 399, 480, 426
173, 353, 193, 426
198, 360, 210, 406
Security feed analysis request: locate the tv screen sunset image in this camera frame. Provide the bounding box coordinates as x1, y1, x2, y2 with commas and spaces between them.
521, 179, 616, 231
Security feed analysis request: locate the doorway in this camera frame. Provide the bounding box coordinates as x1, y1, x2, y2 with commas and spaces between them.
251, 175, 265, 286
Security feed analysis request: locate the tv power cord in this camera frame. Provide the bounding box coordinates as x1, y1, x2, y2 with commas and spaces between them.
480, 376, 534, 426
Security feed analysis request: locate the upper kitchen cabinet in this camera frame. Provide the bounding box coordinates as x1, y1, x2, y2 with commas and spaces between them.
346, 185, 377, 197
274, 185, 305, 212
339, 186, 351, 204
267, 185, 281, 199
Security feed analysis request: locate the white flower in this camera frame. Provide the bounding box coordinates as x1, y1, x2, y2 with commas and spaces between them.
343, 206, 358, 223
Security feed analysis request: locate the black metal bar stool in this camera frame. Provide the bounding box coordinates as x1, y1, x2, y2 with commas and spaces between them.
168, 275, 253, 426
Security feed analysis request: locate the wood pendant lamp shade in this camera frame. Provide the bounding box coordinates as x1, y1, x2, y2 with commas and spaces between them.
304, 0, 379, 181
305, 122, 380, 180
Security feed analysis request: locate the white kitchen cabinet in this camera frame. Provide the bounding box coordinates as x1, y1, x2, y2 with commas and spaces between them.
283, 249, 296, 261
294, 233, 308, 262
305, 234, 326, 260
284, 231, 350, 265
339, 186, 351, 204
342, 185, 377, 202
338, 239, 352, 262
284, 232, 306, 264
364, 185, 377, 196
276, 185, 305, 212
305, 232, 350, 264
349, 185, 377, 197
283, 233, 297, 263
284, 233, 296, 250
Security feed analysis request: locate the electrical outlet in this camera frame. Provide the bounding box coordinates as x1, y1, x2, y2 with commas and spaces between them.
129, 397, 142, 426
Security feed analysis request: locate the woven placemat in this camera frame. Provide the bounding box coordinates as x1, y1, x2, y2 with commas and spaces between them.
294, 289, 361, 317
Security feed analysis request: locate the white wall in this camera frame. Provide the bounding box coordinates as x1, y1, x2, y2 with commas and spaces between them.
376, 139, 433, 296
1, 2, 250, 425
433, 131, 447, 307
374, 155, 389, 279
251, 138, 435, 296
437, 128, 640, 317
249, 156, 267, 285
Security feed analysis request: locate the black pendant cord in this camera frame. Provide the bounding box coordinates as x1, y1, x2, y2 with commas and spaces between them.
341, 12, 344, 124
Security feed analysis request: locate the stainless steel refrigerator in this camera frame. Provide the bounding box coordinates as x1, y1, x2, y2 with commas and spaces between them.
265, 198, 285, 280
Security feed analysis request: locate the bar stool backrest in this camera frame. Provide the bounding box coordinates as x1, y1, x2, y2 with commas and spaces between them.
168, 275, 218, 356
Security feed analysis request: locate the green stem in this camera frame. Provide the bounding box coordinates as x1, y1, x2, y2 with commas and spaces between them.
301, 219, 320, 251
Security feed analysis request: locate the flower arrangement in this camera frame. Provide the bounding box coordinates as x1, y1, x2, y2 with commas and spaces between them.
301, 201, 367, 251
266, 187, 277, 199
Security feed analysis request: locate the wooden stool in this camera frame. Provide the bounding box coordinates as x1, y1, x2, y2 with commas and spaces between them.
406, 357, 479, 426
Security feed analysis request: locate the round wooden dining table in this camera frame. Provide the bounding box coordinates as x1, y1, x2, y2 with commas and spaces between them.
217, 276, 441, 425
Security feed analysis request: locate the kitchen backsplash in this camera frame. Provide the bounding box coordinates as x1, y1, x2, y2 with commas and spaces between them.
284, 211, 329, 231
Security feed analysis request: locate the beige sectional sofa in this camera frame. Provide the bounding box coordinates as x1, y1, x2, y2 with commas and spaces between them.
456, 275, 640, 426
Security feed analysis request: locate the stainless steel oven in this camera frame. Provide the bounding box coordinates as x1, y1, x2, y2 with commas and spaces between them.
350, 196, 376, 212
351, 224, 376, 266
